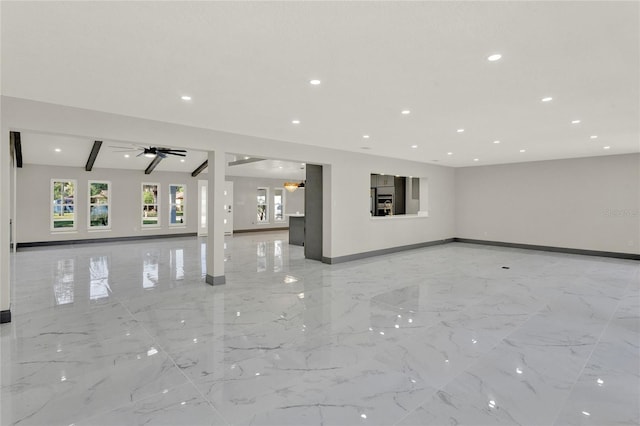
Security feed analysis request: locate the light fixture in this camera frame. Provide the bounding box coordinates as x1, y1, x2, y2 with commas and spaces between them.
520, 149, 526, 153
541, 97, 553, 102
590, 135, 598, 139
309, 79, 321, 85
244, 156, 250, 160
144, 153, 156, 158
401, 110, 411, 115
411, 145, 418, 149
284, 166, 306, 192
54, 148, 61, 152
487, 53, 502, 61
180, 159, 185, 162
474, 158, 479, 162
457, 129, 465, 133
571, 120, 581, 124
447, 152, 453, 155
363, 135, 370, 139
124, 154, 130, 158
291, 120, 300, 124
493, 140, 501, 144
284, 182, 299, 192
603, 146, 611, 150
181, 95, 192, 101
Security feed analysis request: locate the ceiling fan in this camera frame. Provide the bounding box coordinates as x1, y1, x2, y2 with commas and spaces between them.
110, 145, 187, 158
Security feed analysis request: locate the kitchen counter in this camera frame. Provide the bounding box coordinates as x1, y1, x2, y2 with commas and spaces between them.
288, 215, 304, 246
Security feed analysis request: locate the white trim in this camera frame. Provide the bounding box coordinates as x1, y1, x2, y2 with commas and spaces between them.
257, 186, 269, 224
168, 183, 186, 227
142, 182, 161, 228
273, 187, 286, 223
51, 178, 77, 232
87, 180, 111, 230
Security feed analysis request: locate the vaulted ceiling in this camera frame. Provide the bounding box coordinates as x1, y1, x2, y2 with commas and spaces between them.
2, 1, 638, 167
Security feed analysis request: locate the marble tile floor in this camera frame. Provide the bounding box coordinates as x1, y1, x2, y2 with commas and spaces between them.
1, 231, 638, 425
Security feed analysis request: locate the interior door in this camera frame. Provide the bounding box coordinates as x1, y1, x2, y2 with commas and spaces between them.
197, 180, 208, 236
224, 181, 234, 236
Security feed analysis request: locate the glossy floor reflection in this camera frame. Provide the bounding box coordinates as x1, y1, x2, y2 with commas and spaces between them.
1, 231, 638, 425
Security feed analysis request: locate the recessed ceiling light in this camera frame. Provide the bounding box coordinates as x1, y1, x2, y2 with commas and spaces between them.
603, 146, 611, 150
411, 145, 418, 149
590, 135, 598, 139
279, 166, 283, 169
181, 95, 192, 101
301, 162, 306, 166
457, 129, 464, 133
180, 159, 185, 162
291, 120, 300, 124
571, 120, 581, 124
493, 140, 501, 144
541, 97, 553, 102
520, 149, 526, 153
244, 156, 250, 160
487, 53, 502, 61
363, 135, 370, 139
124, 154, 130, 158
401, 110, 411, 115
309, 79, 321, 85
54, 148, 61, 152
473, 158, 479, 162
447, 152, 453, 155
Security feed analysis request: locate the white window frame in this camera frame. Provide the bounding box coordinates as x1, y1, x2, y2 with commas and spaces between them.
168, 184, 186, 227
51, 179, 77, 232
273, 187, 286, 222
142, 183, 161, 228
257, 187, 269, 224
88, 180, 111, 230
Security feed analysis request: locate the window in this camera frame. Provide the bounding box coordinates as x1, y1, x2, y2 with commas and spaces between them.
88, 181, 110, 229
142, 183, 160, 227
274, 188, 285, 222
257, 187, 268, 223
169, 184, 186, 226
51, 179, 76, 230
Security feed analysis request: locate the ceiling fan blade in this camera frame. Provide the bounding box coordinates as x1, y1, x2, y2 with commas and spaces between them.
158, 149, 187, 153
112, 149, 138, 153
136, 152, 145, 157
166, 152, 186, 157
157, 152, 167, 158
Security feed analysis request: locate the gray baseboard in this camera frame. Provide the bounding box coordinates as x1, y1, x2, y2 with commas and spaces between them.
453, 238, 640, 261
206, 274, 226, 285
17, 233, 198, 250
233, 227, 289, 234
322, 238, 455, 264
0, 309, 11, 324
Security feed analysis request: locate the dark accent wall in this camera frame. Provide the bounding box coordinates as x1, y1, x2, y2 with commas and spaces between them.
304, 164, 323, 261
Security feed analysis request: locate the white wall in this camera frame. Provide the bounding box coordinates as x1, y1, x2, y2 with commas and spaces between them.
224, 175, 304, 231
456, 153, 640, 255
16, 164, 200, 243
3, 97, 457, 260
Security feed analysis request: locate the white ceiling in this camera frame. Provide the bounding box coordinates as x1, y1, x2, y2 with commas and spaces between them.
19, 132, 306, 179
2, 2, 638, 167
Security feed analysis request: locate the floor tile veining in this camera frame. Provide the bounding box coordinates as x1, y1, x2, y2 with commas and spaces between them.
1, 232, 638, 425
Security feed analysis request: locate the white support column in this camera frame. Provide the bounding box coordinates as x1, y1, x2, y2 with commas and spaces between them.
1, 99, 12, 323
205, 150, 226, 285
